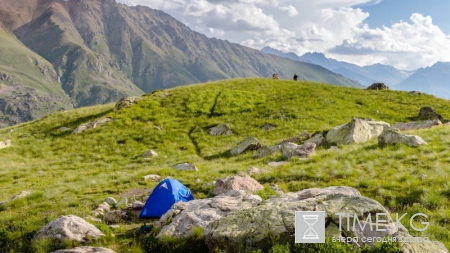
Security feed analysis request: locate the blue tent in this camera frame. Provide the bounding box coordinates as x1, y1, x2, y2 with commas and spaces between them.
139, 178, 194, 218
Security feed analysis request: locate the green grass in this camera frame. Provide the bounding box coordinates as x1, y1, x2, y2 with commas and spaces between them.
1, 78, 450, 252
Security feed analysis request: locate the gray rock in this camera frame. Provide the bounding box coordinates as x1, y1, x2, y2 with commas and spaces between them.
58, 127, 71, 132
97, 202, 110, 212
270, 184, 284, 195
172, 163, 198, 172
326, 118, 390, 144
131, 201, 144, 209
195, 178, 202, 184
252, 145, 280, 158
204, 186, 394, 252
409, 91, 422, 95
378, 128, 427, 147
104, 197, 117, 205
10, 191, 31, 201
156, 190, 255, 238
367, 83, 389, 90
72, 118, 112, 134
35, 215, 104, 243
143, 174, 161, 181
51, 246, 116, 253
213, 175, 264, 196
230, 137, 261, 155
260, 124, 276, 131
104, 210, 122, 224
418, 107, 445, 121
141, 150, 158, 158
280, 142, 316, 160
305, 133, 327, 147
392, 120, 442, 131
243, 195, 263, 205
0, 139, 11, 149
114, 96, 141, 111
207, 124, 232, 136
394, 231, 449, 253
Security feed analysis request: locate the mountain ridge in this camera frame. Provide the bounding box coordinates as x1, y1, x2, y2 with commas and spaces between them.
261, 46, 412, 86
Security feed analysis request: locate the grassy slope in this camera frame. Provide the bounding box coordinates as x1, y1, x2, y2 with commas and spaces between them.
0, 28, 73, 126
1, 78, 450, 252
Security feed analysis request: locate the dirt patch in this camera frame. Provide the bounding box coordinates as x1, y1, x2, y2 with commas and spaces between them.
119, 188, 152, 198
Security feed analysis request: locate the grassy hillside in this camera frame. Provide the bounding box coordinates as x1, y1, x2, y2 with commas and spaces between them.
1, 78, 450, 252
0, 28, 73, 127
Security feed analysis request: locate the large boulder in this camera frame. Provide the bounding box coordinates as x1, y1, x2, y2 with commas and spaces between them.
72, 118, 113, 134
230, 137, 261, 155
326, 118, 390, 144
204, 186, 397, 252
156, 190, 261, 238
213, 175, 264, 196
418, 107, 445, 121
367, 83, 389, 90
392, 120, 442, 131
114, 96, 141, 111
207, 124, 232, 136
378, 128, 427, 147
395, 231, 449, 253
51, 246, 116, 253
35, 215, 105, 243
280, 142, 316, 160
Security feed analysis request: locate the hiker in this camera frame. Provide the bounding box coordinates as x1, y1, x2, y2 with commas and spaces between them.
274, 73, 279, 79
293, 73, 298, 81
272, 73, 276, 79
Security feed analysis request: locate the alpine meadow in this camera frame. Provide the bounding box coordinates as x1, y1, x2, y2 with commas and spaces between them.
1, 78, 450, 252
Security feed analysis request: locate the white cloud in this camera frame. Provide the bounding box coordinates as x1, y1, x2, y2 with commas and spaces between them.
117, 0, 450, 70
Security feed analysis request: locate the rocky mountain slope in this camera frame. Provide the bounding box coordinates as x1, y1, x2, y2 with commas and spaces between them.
0, 0, 361, 127
261, 46, 411, 86
1, 78, 450, 252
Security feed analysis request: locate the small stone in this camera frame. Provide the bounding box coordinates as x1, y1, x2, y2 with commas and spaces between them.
172, 163, 198, 172
195, 178, 201, 184
104, 197, 117, 205
142, 150, 158, 158
10, 191, 31, 201
143, 174, 161, 181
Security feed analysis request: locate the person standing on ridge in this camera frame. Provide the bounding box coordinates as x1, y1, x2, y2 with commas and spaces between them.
293, 73, 298, 81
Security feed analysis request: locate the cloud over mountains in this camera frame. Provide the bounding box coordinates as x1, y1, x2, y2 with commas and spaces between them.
119, 0, 450, 70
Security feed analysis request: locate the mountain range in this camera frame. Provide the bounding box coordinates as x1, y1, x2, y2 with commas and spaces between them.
0, 0, 361, 127
396, 62, 450, 98
261, 46, 411, 86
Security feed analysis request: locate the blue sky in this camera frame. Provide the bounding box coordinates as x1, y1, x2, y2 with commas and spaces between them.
119, 0, 450, 70
357, 0, 450, 34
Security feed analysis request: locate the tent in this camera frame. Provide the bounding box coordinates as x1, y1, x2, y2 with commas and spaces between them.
139, 178, 194, 218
